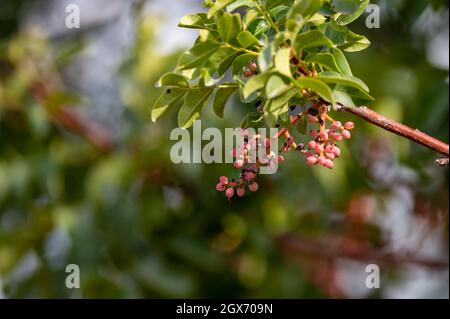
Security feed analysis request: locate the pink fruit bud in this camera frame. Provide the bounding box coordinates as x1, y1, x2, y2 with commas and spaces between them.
278, 155, 285, 163
249, 182, 259, 192
216, 183, 225, 192
331, 133, 342, 141
333, 147, 341, 157
244, 171, 255, 181
306, 156, 318, 166
317, 156, 326, 166
315, 144, 324, 154
342, 130, 351, 139
237, 187, 245, 197
320, 131, 328, 141
344, 122, 355, 130
310, 130, 319, 139
325, 152, 335, 160
219, 176, 228, 185
324, 159, 334, 169
308, 141, 317, 150
234, 160, 244, 169
225, 188, 234, 198
325, 144, 334, 153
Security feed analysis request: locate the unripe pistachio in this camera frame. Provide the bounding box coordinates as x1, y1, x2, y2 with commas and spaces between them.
249, 182, 259, 192
344, 122, 355, 130
219, 176, 228, 185
225, 188, 235, 198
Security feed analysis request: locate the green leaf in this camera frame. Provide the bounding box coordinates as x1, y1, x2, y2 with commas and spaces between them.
337, 0, 369, 25
294, 77, 334, 106
232, 53, 254, 75
266, 75, 291, 99
264, 88, 298, 127
329, 47, 353, 76
340, 31, 371, 52
217, 12, 242, 43
274, 47, 292, 77
333, 85, 374, 107
243, 73, 270, 99
178, 42, 220, 70
257, 45, 274, 72
317, 71, 369, 92
213, 86, 237, 118
325, 20, 348, 46
207, 46, 238, 76
227, 0, 253, 11
247, 18, 270, 38
294, 30, 334, 52
287, 0, 323, 21
152, 88, 187, 122
241, 112, 264, 129
178, 87, 215, 128
304, 53, 341, 73
330, 0, 360, 14
208, 0, 236, 18
156, 73, 189, 88
243, 9, 259, 29
178, 13, 213, 30
237, 31, 259, 48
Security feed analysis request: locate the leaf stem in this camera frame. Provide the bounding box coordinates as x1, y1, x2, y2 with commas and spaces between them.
251, 0, 280, 33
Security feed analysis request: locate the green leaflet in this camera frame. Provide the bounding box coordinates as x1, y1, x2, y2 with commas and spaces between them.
232, 53, 255, 75
208, 0, 236, 18
156, 73, 189, 88
337, 0, 370, 25
213, 86, 237, 118
329, 47, 353, 76
178, 87, 215, 128
237, 31, 259, 48
152, 88, 187, 122
274, 47, 292, 77
294, 30, 334, 52
217, 13, 242, 43
294, 77, 335, 107
317, 71, 370, 92
265, 75, 291, 99
177, 42, 220, 70
178, 13, 214, 30
304, 53, 342, 74
243, 72, 271, 99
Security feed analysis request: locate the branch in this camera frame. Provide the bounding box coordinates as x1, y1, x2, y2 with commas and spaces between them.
337, 105, 449, 163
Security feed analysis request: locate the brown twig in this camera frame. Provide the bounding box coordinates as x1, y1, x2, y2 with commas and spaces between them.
337, 105, 449, 163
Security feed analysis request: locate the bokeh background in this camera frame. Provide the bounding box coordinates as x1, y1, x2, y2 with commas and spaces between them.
0, 0, 448, 298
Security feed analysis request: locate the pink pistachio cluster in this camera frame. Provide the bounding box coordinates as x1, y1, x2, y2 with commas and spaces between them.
216, 128, 282, 199
304, 115, 355, 169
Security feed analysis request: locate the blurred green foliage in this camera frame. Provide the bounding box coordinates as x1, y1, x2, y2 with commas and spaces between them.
0, 0, 448, 298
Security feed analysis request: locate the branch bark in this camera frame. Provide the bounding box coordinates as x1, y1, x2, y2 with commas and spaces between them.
337, 105, 449, 162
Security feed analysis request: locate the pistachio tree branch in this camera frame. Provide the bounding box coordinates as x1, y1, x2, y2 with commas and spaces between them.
337, 104, 450, 163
